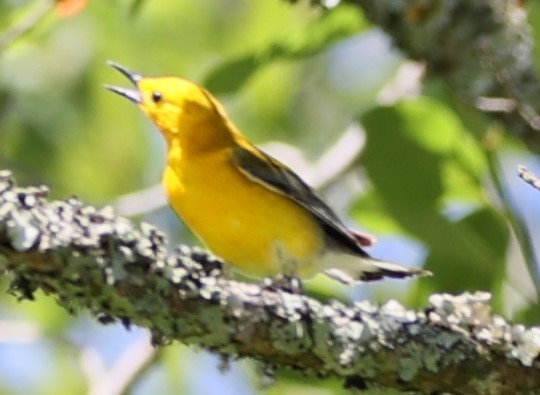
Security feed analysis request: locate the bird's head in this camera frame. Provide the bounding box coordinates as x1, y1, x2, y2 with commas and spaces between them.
105, 61, 232, 149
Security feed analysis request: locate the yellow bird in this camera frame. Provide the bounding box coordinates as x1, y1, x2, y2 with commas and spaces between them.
106, 61, 429, 284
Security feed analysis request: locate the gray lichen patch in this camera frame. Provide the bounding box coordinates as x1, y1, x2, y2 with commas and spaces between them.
428, 292, 540, 367
1, 170, 540, 393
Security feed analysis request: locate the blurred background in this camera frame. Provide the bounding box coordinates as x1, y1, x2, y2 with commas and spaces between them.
1, 0, 540, 394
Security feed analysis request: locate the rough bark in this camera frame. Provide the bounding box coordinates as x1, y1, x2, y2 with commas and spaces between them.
0, 170, 539, 394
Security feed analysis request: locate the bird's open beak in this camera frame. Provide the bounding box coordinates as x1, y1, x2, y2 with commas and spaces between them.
104, 61, 143, 104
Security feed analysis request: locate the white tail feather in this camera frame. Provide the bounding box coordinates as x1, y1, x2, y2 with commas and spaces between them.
322, 253, 430, 284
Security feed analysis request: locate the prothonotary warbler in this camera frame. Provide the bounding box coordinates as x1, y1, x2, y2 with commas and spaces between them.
105, 61, 430, 284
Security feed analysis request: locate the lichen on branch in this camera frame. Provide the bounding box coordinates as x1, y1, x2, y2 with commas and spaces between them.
0, 169, 539, 394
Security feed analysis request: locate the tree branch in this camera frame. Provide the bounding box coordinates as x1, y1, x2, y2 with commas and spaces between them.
0, 169, 539, 393
518, 165, 540, 193
87, 336, 158, 395
328, 0, 540, 151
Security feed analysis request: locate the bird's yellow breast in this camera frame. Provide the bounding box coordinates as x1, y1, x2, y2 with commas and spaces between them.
162, 146, 324, 278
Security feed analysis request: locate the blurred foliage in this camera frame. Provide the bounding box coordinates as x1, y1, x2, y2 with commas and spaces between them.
358, 100, 510, 308
1, 0, 540, 394
204, 4, 365, 94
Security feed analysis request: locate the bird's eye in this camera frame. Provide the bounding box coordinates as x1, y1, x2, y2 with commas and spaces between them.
151, 91, 163, 103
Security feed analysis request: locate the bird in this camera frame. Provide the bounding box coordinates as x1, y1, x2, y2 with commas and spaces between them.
105, 61, 430, 285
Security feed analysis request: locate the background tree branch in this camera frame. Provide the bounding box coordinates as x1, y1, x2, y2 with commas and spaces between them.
0, 170, 539, 394
519, 164, 540, 192
319, 0, 540, 151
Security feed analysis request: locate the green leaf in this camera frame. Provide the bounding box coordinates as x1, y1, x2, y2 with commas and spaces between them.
205, 56, 262, 95
527, 0, 540, 72
421, 80, 488, 204
514, 302, 540, 326
361, 97, 486, 215
204, 4, 366, 94
420, 207, 509, 309
130, 0, 147, 16
362, 104, 466, 261
350, 189, 405, 234
273, 3, 366, 59
441, 160, 483, 202
394, 97, 462, 154
362, 104, 444, 212
362, 101, 509, 303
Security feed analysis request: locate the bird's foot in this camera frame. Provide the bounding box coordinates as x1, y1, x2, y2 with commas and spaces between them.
261, 274, 304, 294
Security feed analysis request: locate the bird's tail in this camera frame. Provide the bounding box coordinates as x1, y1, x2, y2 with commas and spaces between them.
323, 256, 431, 285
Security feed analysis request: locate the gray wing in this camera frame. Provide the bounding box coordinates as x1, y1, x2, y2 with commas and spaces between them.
231, 145, 368, 257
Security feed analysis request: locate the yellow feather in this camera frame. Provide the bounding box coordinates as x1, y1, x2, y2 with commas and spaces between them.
106, 61, 430, 283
